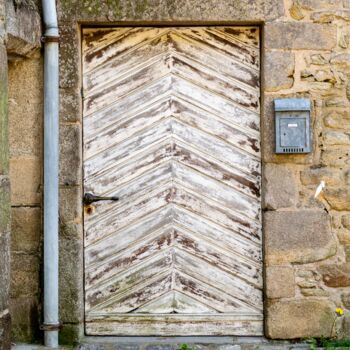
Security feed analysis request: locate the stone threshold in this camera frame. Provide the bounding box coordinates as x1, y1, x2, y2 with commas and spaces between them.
10, 341, 322, 350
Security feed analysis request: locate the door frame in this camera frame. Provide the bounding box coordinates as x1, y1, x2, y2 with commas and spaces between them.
58, 21, 266, 343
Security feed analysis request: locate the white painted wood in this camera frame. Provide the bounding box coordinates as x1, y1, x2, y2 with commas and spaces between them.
83, 26, 262, 336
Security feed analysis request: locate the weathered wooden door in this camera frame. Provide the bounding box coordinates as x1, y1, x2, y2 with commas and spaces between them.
82, 27, 262, 336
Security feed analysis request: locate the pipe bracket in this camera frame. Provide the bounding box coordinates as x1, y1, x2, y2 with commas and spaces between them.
41, 35, 60, 43
40, 323, 62, 331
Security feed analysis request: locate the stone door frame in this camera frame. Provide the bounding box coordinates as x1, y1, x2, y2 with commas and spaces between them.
59, 2, 331, 340
59, 21, 266, 342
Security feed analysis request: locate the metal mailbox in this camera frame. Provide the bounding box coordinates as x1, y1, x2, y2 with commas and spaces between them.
274, 98, 312, 154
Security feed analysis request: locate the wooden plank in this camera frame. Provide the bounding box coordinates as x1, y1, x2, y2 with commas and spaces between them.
85, 314, 264, 336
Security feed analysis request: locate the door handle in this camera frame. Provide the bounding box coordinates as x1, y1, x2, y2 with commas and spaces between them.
83, 192, 119, 205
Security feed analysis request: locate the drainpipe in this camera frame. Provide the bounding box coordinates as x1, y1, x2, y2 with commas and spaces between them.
42, 0, 60, 347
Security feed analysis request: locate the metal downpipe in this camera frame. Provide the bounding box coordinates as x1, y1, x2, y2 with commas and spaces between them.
42, 0, 59, 347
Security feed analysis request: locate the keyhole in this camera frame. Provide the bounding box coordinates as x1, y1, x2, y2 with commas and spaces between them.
85, 205, 94, 215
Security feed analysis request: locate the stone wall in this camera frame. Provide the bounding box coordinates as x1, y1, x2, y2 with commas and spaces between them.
263, 0, 350, 339
0, 0, 11, 348
8, 50, 43, 343
4, 0, 42, 346
55, 0, 350, 343
3, 0, 350, 345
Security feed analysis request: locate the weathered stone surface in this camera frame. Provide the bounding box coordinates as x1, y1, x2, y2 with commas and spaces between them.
78, 344, 105, 350
0, 44, 8, 175
10, 254, 39, 298
59, 23, 80, 89
0, 176, 10, 234
59, 185, 82, 224
300, 288, 329, 297
11, 207, 41, 253
300, 167, 342, 186
330, 53, 350, 66
59, 323, 81, 345
145, 346, 173, 350
266, 266, 295, 299
342, 215, 350, 229
324, 188, 350, 211
0, 230, 10, 311
320, 263, 350, 287
342, 315, 350, 339
325, 96, 347, 107
59, 238, 83, 323
339, 29, 350, 49
345, 170, 350, 185
321, 147, 350, 167
263, 164, 297, 210
324, 111, 350, 129
9, 156, 41, 205
6, 0, 41, 58
299, 0, 343, 9
265, 210, 336, 264
344, 245, 350, 262
289, 1, 305, 20
58, 0, 285, 22
215, 346, 240, 350
337, 229, 350, 245
8, 54, 43, 157
297, 280, 317, 288
311, 10, 350, 23
10, 297, 39, 343
60, 221, 82, 240
264, 51, 294, 92
266, 300, 334, 339
0, 30, 9, 349
265, 22, 336, 50
60, 87, 81, 122
314, 70, 335, 83
60, 124, 82, 185
323, 131, 350, 146
113, 345, 139, 350
341, 292, 350, 309
309, 53, 330, 65
0, 311, 11, 350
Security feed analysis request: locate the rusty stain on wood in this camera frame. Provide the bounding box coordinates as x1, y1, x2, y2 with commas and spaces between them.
82, 26, 262, 336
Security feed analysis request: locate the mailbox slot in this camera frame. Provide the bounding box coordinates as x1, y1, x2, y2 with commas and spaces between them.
274, 98, 311, 154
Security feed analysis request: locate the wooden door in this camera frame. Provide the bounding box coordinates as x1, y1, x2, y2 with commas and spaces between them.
82, 27, 262, 336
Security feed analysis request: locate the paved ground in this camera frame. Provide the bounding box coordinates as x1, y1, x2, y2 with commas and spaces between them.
11, 343, 314, 350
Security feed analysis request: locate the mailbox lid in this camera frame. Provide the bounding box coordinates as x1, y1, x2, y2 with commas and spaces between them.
274, 98, 311, 112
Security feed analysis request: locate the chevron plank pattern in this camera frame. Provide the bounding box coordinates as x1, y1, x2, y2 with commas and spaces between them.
82, 27, 262, 336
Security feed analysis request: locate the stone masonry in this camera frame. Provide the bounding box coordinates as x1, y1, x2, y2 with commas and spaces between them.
263, 0, 350, 340
0, 0, 11, 346
1, 0, 42, 347
2, 0, 350, 346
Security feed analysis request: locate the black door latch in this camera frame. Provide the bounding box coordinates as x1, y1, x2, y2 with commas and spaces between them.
83, 192, 119, 205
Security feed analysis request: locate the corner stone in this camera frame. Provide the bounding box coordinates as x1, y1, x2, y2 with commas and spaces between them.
264, 210, 336, 265
264, 51, 294, 92
266, 266, 295, 299
263, 164, 297, 210
266, 300, 334, 339
265, 22, 336, 50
